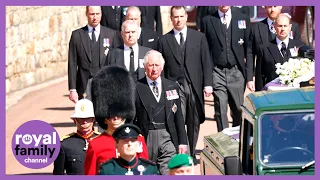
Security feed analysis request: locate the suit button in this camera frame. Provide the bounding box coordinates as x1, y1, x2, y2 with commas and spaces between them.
73, 159, 76, 162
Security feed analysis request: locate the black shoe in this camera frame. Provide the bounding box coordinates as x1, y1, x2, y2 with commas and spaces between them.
193, 156, 198, 165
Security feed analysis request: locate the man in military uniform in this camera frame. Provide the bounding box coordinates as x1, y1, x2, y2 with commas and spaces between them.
98, 124, 158, 175
53, 98, 100, 175
168, 154, 195, 175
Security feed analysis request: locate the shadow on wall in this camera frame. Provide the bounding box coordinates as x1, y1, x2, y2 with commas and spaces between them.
49, 122, 75, 128
44, 107, 74, 111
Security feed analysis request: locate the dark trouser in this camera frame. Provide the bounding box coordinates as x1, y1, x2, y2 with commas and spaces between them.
178, 79, 201, 158
213, 65, 245, 132
147, 129, 176, 175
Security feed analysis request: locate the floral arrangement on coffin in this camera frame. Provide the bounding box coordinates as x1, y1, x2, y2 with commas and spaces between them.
264, 58, 315, 91
276, 58, 315, 87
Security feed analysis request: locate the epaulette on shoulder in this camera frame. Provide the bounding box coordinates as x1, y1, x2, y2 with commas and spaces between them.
60, 132, 76, 141
139, 134, 143, 137
140, 158, 157, 166
94, 131, 101, 135
98, 158, 116, 168
90, 133, 103, 140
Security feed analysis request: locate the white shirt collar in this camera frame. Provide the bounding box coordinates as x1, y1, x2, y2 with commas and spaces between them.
276, 37, 289, 47
146, 76, 162, 101
267, 18, 275, 26
87, 24, 101, 33
173, 26, 187, 36
218, 9, 231, 18
124, 43, 138, 52
112, 6, 120, 9
146, 76, 162, 86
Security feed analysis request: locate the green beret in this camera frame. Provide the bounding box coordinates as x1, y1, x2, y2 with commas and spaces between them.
168, 154, 193, 169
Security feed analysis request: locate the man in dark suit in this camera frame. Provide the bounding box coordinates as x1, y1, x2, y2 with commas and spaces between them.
196, 6, 250, 31
134, 50, 188, 175
125, 6, 159, 50
100, 6, 125, 31
255, 14, 305, 90
159, 6, 213, 164
196, 6, 218, 31
251, 6, 301, 89
106, 20, 152, 81
138, 6, 163, 35
233, 6, 251, 17
68, 6, 121, 103
201, 6, 254, 131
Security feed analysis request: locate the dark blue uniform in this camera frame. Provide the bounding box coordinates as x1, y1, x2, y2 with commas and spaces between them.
53, 131, 100, 175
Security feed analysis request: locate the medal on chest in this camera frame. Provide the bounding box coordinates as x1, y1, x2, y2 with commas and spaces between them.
137, 165, 145, 175
125, 168, 134, 175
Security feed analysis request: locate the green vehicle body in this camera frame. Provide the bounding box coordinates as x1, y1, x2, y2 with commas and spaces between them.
236, 87, 315, 175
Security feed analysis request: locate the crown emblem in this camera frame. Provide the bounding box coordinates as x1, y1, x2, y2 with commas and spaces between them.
80, 104, 85, 112
125, 127, 131, 133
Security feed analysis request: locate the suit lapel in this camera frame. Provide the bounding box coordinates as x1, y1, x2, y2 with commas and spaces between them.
136, 78, 153, 119
137, 46, 145, 79
162, 79, 173, 121
99, 27, 105, 67
138, 29, 143, 46
116, 47, 125, 68
259, 18, 270, 44
166, 30, 182, 64
268, 41, 282, 64
184, 28, 194, 67
211, 12, 224, 45
231, 11, 238, 47
80, 26, 91, 62
287, 39, 296, 59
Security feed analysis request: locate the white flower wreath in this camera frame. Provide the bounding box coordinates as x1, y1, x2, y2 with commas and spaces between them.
275, 58, 315, 87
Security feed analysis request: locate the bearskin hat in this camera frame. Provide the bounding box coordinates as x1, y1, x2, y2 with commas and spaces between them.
91, 66, 136, 129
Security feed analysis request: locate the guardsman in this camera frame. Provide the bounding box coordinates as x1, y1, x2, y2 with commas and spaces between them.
168, 154, 195, 175
98, 124, 158, 175
53, 98, 100, 175
84, 66, 148, 175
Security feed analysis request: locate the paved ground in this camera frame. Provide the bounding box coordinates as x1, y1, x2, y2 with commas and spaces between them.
6, 78, 239, 175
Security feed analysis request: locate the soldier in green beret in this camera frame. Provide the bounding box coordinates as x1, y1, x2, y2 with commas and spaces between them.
98, 124, 158, 175
168, 154, 195, 175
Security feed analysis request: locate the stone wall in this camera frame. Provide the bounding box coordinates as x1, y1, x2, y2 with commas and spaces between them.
5, 6, 173, 94
6, 6, 88, 94
160, 6, 173, 34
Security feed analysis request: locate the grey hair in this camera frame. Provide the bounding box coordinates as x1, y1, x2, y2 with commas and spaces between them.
126, 6, 141, 16
121, 20, 138, 31
143, 50, 165, 66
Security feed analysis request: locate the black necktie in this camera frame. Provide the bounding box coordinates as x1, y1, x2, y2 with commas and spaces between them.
91, 28, 96, 44
280, 42, 287, 58
129, 47, 135, 73
180, 32, 185, 49
152, 82, 159, 97
223, 14, 227, 29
